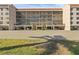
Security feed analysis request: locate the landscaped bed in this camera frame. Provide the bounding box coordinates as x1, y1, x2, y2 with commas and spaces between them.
0, 39, 47, 55
0, 38, 79, 55
0, 39, 47, 47
54, 40, 79, 55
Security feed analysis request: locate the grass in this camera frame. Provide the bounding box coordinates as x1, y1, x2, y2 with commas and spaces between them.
0, 39, 47, 55
0, 39, 47, 48
1, 38, 79, 55
54, 40, 79, 55
0, 46, 46, 55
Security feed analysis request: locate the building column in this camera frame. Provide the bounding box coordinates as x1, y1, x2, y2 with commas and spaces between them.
53, 26, 55, 30
24, 26, 26, 30
63, 4, 71, 30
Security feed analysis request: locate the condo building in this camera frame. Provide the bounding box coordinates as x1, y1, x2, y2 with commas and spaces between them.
15, 8, 64, 30
63, 4, 79, 30
0, 4, 16, 30
0, 4, 79, 30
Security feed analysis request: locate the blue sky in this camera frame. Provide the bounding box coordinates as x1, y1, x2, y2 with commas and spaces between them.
15, 4, 64, 8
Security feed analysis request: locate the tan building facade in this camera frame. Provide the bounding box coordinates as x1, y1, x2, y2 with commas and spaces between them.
15, 8, 64, 30
0, 4, 79, 30
63, 4, 79, 30
0, 4, 16, 30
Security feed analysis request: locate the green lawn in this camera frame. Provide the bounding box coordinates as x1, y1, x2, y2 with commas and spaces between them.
54, 40, 79, 55
1, 38, 79, 55
0, 39, 47, 55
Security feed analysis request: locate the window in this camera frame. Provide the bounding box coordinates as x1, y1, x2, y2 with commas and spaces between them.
71, 21, 73, 24
16, 12, 21, 15
76, 8, 79, 11
70, 8, 73, 11
77, 21, 79, 24
53, 11, 62, 14
77, 17, 79, 20
76, 13, 79, 15
0, 21, 3, 24
1, 13, 3, 15
70, 12, 73, 15
1, 8, 3, 11
48, 19, 52, 21
1, 17, 3, 20
71, 17, 73, 20
6, 17, 9, 19
5, 12, 9, 15
48, 11, 52, 14
18, 16, 22, 18
5, 8, 8, 11
6, 21, 9, 24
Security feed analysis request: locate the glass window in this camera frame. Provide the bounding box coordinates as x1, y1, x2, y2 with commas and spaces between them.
77, 17, 79, 20
70, 12, 73, 15
70, 8, 73, 11
1, 8, 3, 11
48, 11, 52, 14
1, 17, 3, 20
0, 21, 3, 24
76, 8, 79, 11
5, 8, 8, 11
6, 21, 9, 24
53, 11, 62, 14
71, 21, 73, 24
1, 13, 3, 15
76, 13, 79, 15
77, 21, 79, 24
71, 17, 73, 20
48, 19, 52, 21
16, 12, 21, 15
5, 12, 9, 15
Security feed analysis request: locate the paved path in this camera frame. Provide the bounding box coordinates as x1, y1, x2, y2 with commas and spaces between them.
0, 30, 79, 41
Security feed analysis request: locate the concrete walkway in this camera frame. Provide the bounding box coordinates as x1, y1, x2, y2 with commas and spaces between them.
0, 30, 78, 41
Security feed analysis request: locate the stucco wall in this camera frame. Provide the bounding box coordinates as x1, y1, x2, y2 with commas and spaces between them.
63, 4, 71, 30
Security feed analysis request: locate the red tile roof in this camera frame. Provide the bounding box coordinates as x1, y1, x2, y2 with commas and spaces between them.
70, 4, 79, 6
16, 8, 63, 11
